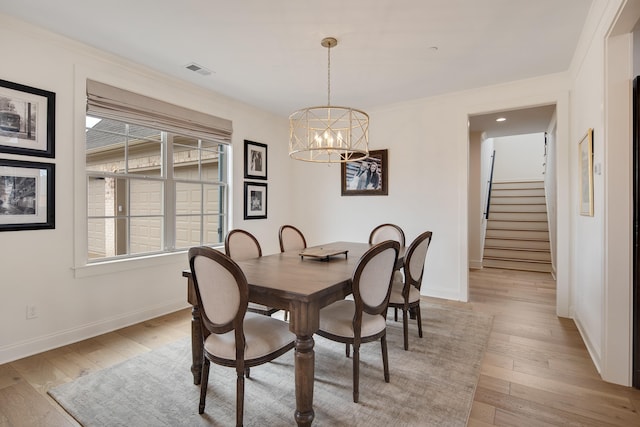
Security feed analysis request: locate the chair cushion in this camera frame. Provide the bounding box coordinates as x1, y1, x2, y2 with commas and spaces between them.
319, 300, 386, 339
204, 312, 295, 361
388, 281, 421, 305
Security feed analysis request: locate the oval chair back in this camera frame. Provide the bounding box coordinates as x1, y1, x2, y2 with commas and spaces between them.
225, 229, 262, 261
279, 225, 307, 252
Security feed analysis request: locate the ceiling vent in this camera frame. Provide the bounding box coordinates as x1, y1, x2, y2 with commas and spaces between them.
185, 62, 213, 76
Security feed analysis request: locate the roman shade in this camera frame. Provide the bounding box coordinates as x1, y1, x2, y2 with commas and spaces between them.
86, 79, 232, 143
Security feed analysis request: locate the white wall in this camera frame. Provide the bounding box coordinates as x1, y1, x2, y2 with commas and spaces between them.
545, 115, 558, 275
289, 74, 570, 304
492, 133, 546, 182
468, 131, 483, 269
0, 14, 290, 364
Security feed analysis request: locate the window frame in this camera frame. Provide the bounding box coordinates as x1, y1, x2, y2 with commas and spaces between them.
85, 116, 229, 263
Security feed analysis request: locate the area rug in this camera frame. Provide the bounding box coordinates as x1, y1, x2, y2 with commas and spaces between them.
49, 302, 492, 426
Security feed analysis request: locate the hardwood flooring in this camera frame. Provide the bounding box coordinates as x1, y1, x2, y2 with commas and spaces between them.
1, 267, 639, 426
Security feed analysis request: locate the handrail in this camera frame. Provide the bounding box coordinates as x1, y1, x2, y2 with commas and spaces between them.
484, 150, 496, 219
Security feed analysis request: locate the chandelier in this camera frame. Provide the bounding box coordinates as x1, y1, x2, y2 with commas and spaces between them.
289, 37, 369, 163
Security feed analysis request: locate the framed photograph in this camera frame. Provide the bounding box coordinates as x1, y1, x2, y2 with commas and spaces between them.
244, 140, 267, 180
579, 128, 594, 216
0, 79, 55, 158
0, 158, 55, 231
341, 149, 388, 196
244, 181, 267, 220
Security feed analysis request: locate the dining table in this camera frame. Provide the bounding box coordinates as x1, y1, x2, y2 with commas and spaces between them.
182, 240, 404, 426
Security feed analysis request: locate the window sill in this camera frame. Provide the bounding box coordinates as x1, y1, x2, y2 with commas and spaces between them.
73, 246, 223, 279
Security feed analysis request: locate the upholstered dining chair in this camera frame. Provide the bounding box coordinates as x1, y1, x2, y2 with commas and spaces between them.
225, 229, 279, 317
278, 224, 307, 253
388, 231, 433, 350
369, 223, 406, 282
369, 223, 406, 247
188, 246, 295, 426
317, 240, 400, 403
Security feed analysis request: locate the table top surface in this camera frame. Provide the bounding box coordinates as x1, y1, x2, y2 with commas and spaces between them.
185, 241, 404, 308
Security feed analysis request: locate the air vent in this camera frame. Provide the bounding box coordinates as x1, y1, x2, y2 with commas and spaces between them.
185, 62, 213, 76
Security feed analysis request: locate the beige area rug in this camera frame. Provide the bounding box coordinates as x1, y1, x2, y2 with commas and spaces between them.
49, 302, 492, 426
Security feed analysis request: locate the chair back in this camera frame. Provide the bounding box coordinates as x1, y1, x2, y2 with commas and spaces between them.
225, 229, 262, 261
404, 231, 433, 291
188, 246, 248, 338
369, 223, 406, 247
279, 225, 307, 252
352, 240, 400, 316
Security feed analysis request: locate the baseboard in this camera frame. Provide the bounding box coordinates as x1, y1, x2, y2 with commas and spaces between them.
469, 260, 483, 270
422, 285, 463, 302
0, 299, 189, 365
573, 315, 603, 376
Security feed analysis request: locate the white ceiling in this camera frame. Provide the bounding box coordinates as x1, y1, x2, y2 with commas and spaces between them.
0, 1, 592, 136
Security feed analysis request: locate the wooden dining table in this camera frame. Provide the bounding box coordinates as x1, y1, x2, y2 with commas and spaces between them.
183, 241, 404, 426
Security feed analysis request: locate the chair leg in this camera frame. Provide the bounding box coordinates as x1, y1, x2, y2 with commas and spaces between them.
245, 367, 250, 378
394, 307, 398, 322
236, 369, 245, 427
352, 343, 360, 403
346, 343, 350, 358
381, 334, 389, 383
402, 309, 409, 351
199, 358, 210, 414
416, 305, 423, 338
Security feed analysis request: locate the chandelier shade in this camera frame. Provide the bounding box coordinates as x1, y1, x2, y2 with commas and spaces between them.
288, 37, 369, 163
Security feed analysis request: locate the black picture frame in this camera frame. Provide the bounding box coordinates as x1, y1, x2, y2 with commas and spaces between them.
341, 149, 388, 196
0, 158, 55, 231
0, 79, 55, 158
244, 181, 267, 220
244, 140, 267, 180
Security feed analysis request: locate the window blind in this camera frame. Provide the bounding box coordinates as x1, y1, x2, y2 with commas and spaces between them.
86, 79, 232, 143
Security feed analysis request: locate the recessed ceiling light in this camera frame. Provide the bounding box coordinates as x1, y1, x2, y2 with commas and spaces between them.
496, 117, 506, 122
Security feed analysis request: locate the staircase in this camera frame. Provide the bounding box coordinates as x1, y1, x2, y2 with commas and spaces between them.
483, 181, 552, 273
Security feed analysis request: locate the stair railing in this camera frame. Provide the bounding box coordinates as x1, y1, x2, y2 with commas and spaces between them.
484, 150, 496, 219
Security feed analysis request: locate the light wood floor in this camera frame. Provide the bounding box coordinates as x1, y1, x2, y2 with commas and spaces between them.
1, 268, 639, 426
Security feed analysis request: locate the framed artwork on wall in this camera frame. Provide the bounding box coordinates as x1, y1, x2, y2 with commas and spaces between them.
244, 181, 267, 220
341, 149, 388, 196
0, 79, 55, 158
579, 128, 594, 216
244, 140, 267, 180
0, 158, 55, 231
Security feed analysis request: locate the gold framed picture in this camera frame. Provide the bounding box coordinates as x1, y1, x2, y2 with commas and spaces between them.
579, 128, 594, 216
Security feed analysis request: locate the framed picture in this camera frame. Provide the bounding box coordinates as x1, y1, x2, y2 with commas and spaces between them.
579, 128, 594, 216
244, 140, 267, 180
341, 149, 388, 196
0, 158, 55, 231
244, 181, 267, 219
0, 79, 55, 158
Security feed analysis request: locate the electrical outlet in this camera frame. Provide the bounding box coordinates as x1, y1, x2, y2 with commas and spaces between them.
26, 305, 38, 319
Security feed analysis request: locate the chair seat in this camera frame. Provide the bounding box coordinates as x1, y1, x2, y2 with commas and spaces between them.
319, 300, 386, 338
388, 281, 421, 305
204, 312, 295, 361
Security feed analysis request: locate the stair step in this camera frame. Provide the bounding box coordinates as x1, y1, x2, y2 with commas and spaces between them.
483, 258, 552, 273
484, 248, 551, 261
490, 204, 547, 213
486, 229, 549, 240
492, 181, 544, 190
489, 212, 548, 221
487, 220, 548, 231
490, 196, 546, 205
485, 238, 550, 250
491, 188, 545, 197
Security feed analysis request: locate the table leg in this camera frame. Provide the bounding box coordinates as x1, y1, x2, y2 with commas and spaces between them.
294, 335, 315, 426
191, 304, 203, 385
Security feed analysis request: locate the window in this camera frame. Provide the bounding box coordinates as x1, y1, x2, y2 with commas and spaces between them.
84, 81, 231, 262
